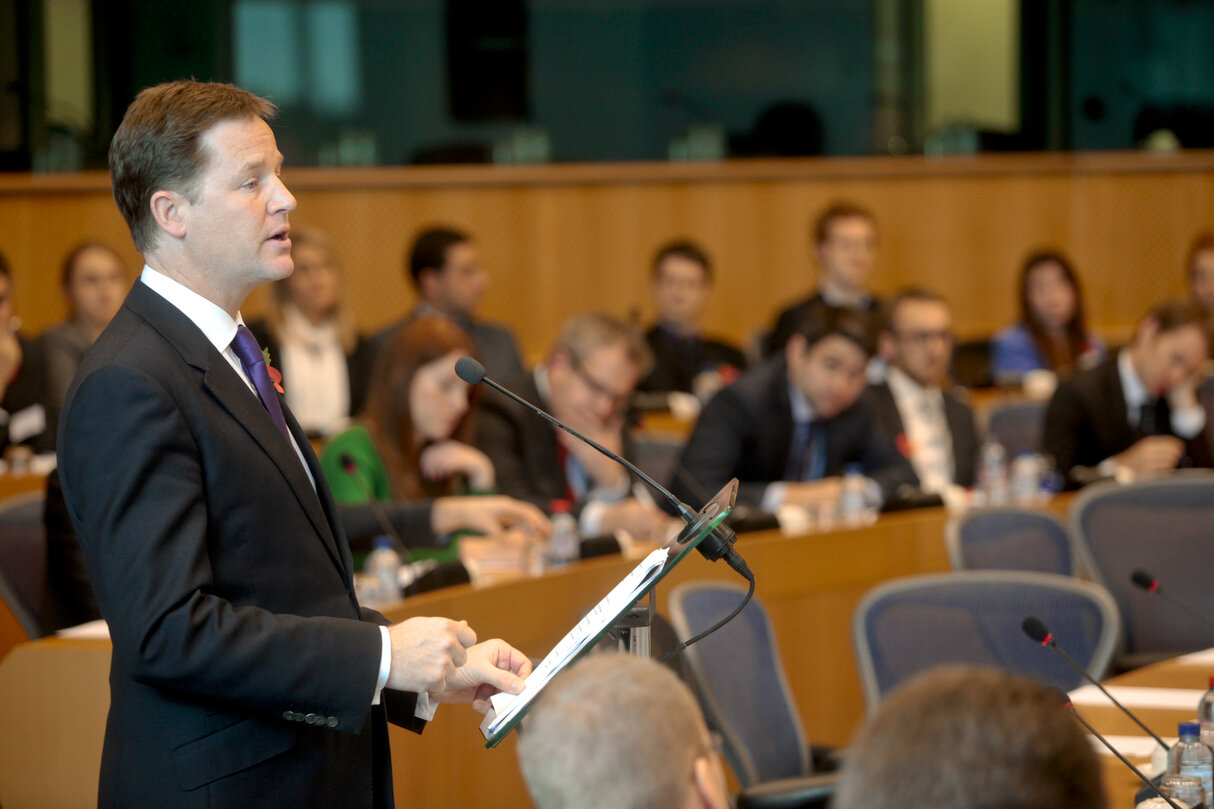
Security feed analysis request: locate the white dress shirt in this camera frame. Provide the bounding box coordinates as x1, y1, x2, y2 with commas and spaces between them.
278, 304, 350, 437
886, 367, 954, 494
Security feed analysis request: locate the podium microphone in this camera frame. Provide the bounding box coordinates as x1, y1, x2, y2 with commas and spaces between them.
1131, 570, 1214, 633
1022, 616, 1169, 751
454, 356, 749, 578
1055, 691, 1182, 809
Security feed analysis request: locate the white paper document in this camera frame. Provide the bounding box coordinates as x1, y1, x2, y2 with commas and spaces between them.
1176, 647, 1214, 666
1086, 734, 1175, 759
56, 619, 110, 639
1068, 684, 1206, 710
481, 547, 670, 740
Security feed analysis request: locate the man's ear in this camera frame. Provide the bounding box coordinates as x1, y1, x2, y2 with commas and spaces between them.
149, 190, 188, 240
416, 267, 441, 300
690, 756, 728, 809
785, 333, 808, 367
876, 329, 896, 362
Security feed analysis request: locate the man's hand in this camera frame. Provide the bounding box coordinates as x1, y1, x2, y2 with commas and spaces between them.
599, 497, 670, 540
781, 477, 844, 509
432, 495, 552, 539
1114, 436, 1185, 479
386, 617, 477, 693
419, 440, 496, 491
431, 639, 531, 714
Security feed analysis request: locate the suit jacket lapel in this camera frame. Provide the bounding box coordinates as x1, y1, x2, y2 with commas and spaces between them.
126, 282, 350, 579
1102, 357, 1136, 448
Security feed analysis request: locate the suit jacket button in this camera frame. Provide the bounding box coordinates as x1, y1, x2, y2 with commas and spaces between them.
326, 716, 339, 728
282, 711, 294, 721
305, 713, 318, 725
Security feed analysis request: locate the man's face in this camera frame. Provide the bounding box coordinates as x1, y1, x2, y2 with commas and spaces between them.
179, 117, 296, 298
547, 341, 639, 430
68, 247, 126, 330
428, 241, 487, 318
884, 299, 954, 388
787, 333, 869, 419
653, 255, 711, 328
1191, 249, 1214, 315
816, 216, 877, 291
1134, 321, 1208, 396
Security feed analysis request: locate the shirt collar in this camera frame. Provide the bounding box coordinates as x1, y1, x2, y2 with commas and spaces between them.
1118, 348, 1149, 410
140, 265, 243, 354
887, 366, 944, 404
786, 377, 816, 424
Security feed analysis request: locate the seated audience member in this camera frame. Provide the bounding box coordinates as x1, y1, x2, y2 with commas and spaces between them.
1186, 232, 1214, 316
833, 666, 1104, 809
1043, 300, 1212, 486
673, 306, 916, 512
0, 250, 50, 454
991, 250, 1104, 382
476, 312, 670, 539
870, 289, 978, 492
41, 242, 128, 443
247, 226, 373, 438
637, 240, 746, 399
322, 315, 547, 560
373, 225, 525, 381
518, 653, 729, 809
763, 201, 882, 357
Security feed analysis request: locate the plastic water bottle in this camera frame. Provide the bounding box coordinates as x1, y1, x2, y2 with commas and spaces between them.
1170, 721, 1213, 805
838, 464, 868, 527
365, 536, 402, 604
547, 499, 580, 566
1198, 676, 1214, 749
1010, 453, 1040, 505
980, 438, 1009, 506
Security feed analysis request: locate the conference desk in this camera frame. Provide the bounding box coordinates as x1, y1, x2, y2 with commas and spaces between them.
0, 500, 1053, 809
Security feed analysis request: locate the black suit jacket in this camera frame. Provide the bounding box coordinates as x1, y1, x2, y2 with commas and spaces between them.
671, 359, 917, 509
58, 280, 422, 809
1043, 354, 1213, 484
867, 381, 980, 488
637, 324, 748, 394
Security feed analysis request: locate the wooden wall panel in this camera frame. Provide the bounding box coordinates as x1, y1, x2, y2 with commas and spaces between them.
1, 152, 1211, 364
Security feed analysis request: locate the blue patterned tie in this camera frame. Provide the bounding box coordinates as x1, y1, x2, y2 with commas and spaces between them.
230, 325, 291, 441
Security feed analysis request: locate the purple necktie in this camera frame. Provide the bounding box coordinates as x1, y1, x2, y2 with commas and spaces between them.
230, 325, 290, 441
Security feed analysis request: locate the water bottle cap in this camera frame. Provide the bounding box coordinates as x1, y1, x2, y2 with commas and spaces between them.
550, 498, 573, 514
372, 535, 393, 550
1179, 721, 1200, 736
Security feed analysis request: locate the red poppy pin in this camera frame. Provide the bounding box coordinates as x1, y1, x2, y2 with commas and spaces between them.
261, 348, 285, 395
895, 432, 912, 458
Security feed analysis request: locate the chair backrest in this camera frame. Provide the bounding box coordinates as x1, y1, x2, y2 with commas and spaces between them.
668, 580, 809, 787
946, 507, 1077, 576
852, 571, 1120, 710
1070, 475, 1214, 657
0, 492, 47, 639
985, 400, 1047, 458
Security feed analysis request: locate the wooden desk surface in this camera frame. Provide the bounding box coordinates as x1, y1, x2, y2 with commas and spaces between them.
0, 500, 1059, 809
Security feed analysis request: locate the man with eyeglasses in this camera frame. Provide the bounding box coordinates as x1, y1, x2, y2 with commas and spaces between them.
869, 288, 978, 494
476, 312, 670, 539
672, 306, 915, 513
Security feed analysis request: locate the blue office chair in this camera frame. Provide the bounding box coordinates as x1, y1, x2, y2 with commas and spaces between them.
0, 492, 47, 640
853, 571, 1119, 710
945, 507, 1079, 576
668, 581, 836, 809
985, 400, 1048, 458
1070, 474, 1214, 665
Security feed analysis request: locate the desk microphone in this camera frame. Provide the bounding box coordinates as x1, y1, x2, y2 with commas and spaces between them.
1131, 570, 1214, 633
339, 453, 414, 562
454, 356, 750, 578
1055, 691, 1182, 809
1023, 616, 1169, 751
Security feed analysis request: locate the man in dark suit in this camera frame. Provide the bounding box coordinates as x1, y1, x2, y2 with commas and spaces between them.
636, 240, 747, 398
0, 251, 51, 454
57, 80, 528, 809
673, 306, 916, 511
476, 312, 669, 539
869, 289, 978, 492
1043, 300, 1213, 487
372, 226, 526, 381
763, 201, 882, 358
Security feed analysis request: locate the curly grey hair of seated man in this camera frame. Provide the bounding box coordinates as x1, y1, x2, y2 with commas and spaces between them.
517, 652, 728, 809
833, 665, 1106, 809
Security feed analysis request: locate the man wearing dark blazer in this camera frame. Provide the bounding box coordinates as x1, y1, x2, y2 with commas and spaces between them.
476, 312, 669, 539
57, 80, 527, 809
673, 306, 916, 511
869, 289, 979, 491
1043, 300, 1213, 487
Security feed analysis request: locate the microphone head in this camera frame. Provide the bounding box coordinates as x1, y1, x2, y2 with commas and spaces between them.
454, 356, 486, 385
1131, 570, 1158, 591
1021, 616, 1053, 645
339, 453, 357, 474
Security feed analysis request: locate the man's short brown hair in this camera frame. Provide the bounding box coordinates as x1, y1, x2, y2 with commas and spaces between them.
834, 666, 1105, 809
1141, 299, 1213, 352
109, 80, 277, 252
551, 312, 654, 377
812, 201, 877, 246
